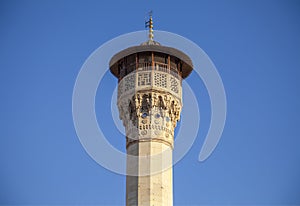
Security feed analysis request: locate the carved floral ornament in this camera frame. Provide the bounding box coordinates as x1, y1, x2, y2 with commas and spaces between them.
118, 91, 182, 129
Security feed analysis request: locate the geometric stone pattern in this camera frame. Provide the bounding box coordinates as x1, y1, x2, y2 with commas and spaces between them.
118, 69, 181, 101
170, 76, 179, 93
124, 74, 135, 91
154, 72, 167, 88
138, 72, 151, 86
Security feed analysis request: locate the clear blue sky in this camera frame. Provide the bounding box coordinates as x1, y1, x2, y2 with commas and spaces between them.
1, 0, 300, 205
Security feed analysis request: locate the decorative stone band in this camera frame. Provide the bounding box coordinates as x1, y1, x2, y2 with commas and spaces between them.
118, 69, 182, 102
126, 138, 174, 150
118, 88, 182, 149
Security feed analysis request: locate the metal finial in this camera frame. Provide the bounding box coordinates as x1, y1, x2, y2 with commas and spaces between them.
145, 11, 154, 41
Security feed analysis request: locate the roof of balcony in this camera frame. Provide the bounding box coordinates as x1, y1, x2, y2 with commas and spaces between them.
109, 43, 193, 79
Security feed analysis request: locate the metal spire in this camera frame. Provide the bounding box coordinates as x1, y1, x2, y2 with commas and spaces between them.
145, 11, 154, 41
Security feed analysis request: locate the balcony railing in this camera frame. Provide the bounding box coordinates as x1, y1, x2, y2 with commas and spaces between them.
120, 62, 181, 80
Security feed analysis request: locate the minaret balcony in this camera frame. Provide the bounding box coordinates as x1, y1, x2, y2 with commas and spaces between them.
117, 63, 182, 103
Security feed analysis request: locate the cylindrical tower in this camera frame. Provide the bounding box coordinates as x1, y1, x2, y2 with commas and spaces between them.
109, 30, 193, 205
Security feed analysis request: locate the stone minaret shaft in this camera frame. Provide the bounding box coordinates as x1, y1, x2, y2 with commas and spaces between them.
110, 39, 193, 206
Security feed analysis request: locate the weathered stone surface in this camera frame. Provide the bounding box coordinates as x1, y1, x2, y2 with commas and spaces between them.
117, 68, 181, 206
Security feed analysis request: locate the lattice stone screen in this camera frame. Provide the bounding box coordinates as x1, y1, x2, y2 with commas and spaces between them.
154, 72, 167, 88
118, 70, 181, 101
138, 72, 151, 86
124, 75, 135, 91
170, 76, 179, 93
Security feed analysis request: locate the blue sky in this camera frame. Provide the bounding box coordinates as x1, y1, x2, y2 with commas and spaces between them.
1, 0, 300, 205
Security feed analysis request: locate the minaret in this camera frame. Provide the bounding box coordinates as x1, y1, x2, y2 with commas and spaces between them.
109, 15, 193, 206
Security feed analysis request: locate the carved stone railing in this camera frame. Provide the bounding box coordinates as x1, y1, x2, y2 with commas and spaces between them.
118, 68, 182, 102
